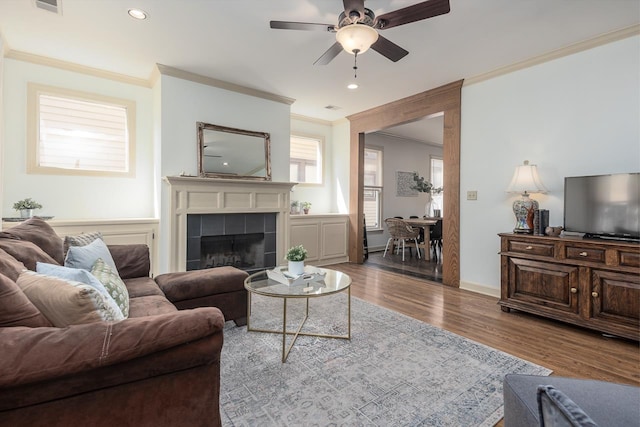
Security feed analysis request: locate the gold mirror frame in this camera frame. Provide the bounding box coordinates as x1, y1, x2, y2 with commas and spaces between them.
197, 122, 271, 181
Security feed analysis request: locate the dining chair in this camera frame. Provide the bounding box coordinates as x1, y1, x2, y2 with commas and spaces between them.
429, 219, 443, 262
383, 218, 421, 262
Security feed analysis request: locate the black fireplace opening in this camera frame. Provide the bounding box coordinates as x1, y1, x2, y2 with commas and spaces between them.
200, 233, 265, 270
186, 212, 277, 273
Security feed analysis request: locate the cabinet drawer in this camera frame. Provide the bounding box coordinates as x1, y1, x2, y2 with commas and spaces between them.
508, 240, 554, 257
565, 246, 605, 264
620, 250, 640, 268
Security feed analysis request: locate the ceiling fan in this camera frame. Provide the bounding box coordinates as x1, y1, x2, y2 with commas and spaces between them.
270, 0, 450, 65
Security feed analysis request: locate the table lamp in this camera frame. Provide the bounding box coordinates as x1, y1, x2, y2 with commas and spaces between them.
506, 160, 547, 234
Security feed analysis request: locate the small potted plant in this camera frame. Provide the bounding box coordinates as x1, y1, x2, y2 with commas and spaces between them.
301, 201, 312, 214
290, 200, 300, 215
285, 244, 307, 276
13, 198, 43, 219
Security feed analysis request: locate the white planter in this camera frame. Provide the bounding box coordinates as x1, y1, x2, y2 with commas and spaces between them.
19, 209, 34, 219
288, 260, 305, 276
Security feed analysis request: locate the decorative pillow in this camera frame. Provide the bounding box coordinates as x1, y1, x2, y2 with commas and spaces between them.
36, 262, 123, 318
63, 231, 103, 257
0, 217, 64, 264
537, 385, 598, 427
17, 270, 125, 327
0, 272, 52, 327
91, 258, 129, 318
0, 239, 59, 271
65, 238, 118, 273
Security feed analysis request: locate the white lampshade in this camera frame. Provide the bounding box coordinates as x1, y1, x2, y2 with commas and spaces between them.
506, 160, 548, 195
336, 24, 379, 55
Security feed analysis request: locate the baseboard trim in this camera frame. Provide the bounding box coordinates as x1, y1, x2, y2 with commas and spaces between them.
459, 280, 500, 298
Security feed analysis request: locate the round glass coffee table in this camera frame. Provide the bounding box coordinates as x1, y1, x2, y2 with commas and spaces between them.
244, 266, 352, 362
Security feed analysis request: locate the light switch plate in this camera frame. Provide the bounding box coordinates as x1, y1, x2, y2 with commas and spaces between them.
467, 191, 478, 200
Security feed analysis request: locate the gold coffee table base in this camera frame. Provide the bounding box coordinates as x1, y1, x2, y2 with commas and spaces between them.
246, 279, 351, 363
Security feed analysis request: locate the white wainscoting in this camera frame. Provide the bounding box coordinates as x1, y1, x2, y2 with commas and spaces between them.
2, 218, 159, 276
289, 214, 350, 266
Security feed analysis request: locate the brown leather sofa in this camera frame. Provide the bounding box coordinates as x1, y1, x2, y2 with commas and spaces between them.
0, 218, 248, 427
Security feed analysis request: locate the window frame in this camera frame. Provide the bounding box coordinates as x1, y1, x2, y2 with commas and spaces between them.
430, 155, 444, 215
27, 83, 136, 177
364, 146, 384, 231
289, 133, 324, 185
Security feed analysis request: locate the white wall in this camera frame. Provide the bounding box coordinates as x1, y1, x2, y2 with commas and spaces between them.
157, 74, 291, 272
460, 35, 640, 294
1, 59, 155, 219
365, 132, 443, 250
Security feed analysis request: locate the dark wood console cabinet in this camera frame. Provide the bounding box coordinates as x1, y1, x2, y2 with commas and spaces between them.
499, 233, 640, 341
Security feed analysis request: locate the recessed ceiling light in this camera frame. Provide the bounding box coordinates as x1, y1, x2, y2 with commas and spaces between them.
222, 162, 229, 166
347, 83, 358, 90
127, 8, 148, 20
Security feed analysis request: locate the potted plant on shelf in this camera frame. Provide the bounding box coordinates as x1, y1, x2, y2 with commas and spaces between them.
285, 245, 307, 276
301, 201, 312, 214
13, 198, 43, 219
290, 200, 300, 215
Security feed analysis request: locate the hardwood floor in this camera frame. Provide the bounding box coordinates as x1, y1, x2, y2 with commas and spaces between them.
331, 262, 640, 387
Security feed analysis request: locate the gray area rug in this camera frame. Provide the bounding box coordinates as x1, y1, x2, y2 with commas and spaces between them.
220, 293, 551, 426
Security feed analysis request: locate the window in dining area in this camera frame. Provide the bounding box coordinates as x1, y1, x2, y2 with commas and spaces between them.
364, 147, 383, 230
431, 156, 444, 215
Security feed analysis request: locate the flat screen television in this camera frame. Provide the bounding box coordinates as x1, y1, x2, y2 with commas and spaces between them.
564, 173, 640, 241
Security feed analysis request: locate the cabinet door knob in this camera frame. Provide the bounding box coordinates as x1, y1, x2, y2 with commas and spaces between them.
525, 246, 533, 250
579, 251, 588, 257
591, 291, 599, 298
570, 287, 578, 294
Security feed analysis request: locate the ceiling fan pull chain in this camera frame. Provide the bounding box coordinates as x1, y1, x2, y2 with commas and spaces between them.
353, 49, 360, 78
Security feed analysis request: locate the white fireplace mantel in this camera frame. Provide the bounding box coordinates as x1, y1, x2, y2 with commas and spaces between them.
164, 176, 296, 271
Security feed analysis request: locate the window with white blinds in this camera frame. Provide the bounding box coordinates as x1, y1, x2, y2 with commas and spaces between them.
364, 147, 383, 230
27, 84, 135, 176
290, 135, 323, 184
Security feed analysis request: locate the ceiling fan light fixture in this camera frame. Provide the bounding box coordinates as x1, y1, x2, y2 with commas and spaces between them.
336, 24, 378, 54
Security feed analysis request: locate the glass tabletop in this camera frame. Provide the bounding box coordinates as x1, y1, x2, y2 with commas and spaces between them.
245, 266, 351, 298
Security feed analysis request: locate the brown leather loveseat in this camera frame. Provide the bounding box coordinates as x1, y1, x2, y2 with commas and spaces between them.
0, 218, 248, 427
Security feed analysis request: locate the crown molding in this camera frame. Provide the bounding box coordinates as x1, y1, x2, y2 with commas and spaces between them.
156, 64, 295, 105
5, 50, 151, 87
464, 24, 640, 86
290, 113, 332, 126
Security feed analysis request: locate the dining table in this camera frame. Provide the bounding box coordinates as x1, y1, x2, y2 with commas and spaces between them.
403, 217, 440, 261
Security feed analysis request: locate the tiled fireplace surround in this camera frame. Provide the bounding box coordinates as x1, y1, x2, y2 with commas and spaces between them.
164, 176, 295, 272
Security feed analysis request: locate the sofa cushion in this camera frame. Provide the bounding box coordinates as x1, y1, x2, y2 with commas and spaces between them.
0, 248, 27, 282
35, 262, 123, 318
0, 239, 58, 271
65, 238, 118, 272
537, 385, 598, 427
91, 258, 129, 318
17, 270, 125, 326
128, 295, 178, 318
124, 277, 166, 299
63, 231, 102, 257
0, 218, 63, 264
155, 266, 248, 303
108, 244, 150, 279
0, 273, 52, 327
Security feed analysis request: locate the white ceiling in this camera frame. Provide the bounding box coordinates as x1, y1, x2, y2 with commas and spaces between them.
1, 0, 638, 129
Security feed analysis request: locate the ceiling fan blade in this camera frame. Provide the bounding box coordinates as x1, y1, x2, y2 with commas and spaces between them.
313, 42, 344, 65
270, 21, 336, 32
371, 35, 409, 62
343, 0, 365, 20
375, 0, 450, 30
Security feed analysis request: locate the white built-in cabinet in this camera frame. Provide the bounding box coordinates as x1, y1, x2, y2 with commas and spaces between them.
289, 214, 349, 266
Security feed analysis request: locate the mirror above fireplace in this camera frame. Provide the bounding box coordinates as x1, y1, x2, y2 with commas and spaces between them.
197, 122, 271, 181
